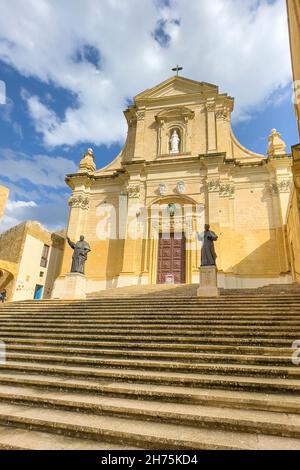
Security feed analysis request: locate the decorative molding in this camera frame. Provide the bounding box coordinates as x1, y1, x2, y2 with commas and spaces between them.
219, 183, 235, 197
206, 180, 235, 197
176, 180, 185, 194
207, 180, 220, 192
136, 111, 145, 121
206, 102, 216, 113
158, 183, 168, 196
127, 184, 140, 198
267, 179, 292, 195
216, 108, 230, 121
277, 179, 292, 193
68, 194, 90, 210
128, 118, 137, 128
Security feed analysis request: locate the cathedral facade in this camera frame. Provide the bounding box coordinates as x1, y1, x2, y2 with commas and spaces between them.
52, 76, 293, 297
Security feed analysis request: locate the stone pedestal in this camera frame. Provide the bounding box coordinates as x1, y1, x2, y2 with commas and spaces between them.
197, 265, 219, 297
62, 272, 86, 300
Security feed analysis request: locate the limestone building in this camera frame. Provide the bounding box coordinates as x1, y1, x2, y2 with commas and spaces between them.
53, 76, 294, 297
0, 221, 64, 301
286, 0, 300, 283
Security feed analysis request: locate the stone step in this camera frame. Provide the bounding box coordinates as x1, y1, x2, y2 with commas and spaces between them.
0, 315, 300, 328
0, 308, 300, 320
4, 353, 300, 377
0, 332, 297, 346
5, 300, 299, 308
4, 297, 300, 303
2, 312, 300, 319
0, 312, 300, 325
0, 325, 298, 336
86, 283, 300, 299
3, 344, 293, 365
1, 372, 300, 413
3, 298, 300, 307
2, 317, 300, 325
0, 424, 134, 450
2, 337, 294, 355
2, 361, 300, 393
0, 401, 299, 449
0, 384, 300, 440
2, 306, 300, 313
0, 331, 294, 346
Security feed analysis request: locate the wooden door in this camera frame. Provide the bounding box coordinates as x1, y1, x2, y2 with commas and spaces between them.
157, 233, 186, 284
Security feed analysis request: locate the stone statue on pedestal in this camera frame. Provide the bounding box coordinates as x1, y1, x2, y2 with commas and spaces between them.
170, 129, 180, 154
199, 224, 218, 266
67, 235, 91, 274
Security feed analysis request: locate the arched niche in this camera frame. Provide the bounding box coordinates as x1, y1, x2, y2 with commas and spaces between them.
155, 107, 194, 156
168, 125, 183, 154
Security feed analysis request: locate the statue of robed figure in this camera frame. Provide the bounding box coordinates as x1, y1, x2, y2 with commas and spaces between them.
198, 224, 218, 266
67, 235, 91, 274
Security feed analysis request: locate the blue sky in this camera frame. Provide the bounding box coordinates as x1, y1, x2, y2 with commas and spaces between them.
0, 0, 297, 233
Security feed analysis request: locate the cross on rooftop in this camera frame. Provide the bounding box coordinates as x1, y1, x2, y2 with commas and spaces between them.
172, 65, 183, 76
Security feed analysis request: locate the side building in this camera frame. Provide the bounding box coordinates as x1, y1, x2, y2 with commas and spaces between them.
0, 221, 64, 301
286, 0, 300, 283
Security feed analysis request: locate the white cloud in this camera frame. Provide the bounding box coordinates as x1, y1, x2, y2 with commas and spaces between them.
0, 148, 75, 232
0, 97, 24, 137
0, 199, 37, 232
0, 148, 77, 187
0, 80, 6, 105
6, 200, 37, 210
0, 0, 292, 147
0, 195, 68, 234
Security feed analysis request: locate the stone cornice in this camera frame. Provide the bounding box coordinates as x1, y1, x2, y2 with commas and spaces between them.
146, 156, 202, 166
134, 93, 234, 109
199, 152, 226, 159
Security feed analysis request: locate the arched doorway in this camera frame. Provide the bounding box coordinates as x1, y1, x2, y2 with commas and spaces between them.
0, 260, 17, 301
147, 196, 205, 285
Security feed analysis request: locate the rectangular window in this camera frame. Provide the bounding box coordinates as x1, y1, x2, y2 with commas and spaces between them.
40, 244, 50, 268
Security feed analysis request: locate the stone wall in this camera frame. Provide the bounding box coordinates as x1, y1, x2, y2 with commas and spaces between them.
286, 188, 300, 283
286, 0, 300, 284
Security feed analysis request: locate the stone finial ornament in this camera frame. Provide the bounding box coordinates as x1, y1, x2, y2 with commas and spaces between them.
79, 148, 96, 172
267, 129, 286, 157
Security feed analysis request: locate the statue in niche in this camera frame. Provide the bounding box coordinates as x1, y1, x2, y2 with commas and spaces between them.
170, 129, 180, 154
67, 235, 91, 274
198, 224, 218, 266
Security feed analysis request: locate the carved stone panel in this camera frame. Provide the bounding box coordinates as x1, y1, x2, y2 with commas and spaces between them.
68, 194, 90, 210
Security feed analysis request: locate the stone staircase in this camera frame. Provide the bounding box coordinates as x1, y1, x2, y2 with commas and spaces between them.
0, 292, 300, 449
86, 283, 300, 298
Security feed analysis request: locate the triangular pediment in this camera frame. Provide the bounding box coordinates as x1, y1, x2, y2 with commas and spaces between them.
134, 76, 218, 102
